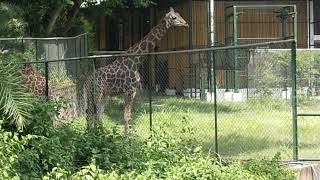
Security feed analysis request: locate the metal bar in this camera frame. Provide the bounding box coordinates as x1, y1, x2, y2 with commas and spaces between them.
298, 158, 320, 161
0, 33, 88, 41
56, 39, 60, 77
79, 36, 82, 73
89, 51, 126, 55
75, 38, 78, 76
45, 61, 49, 101
291, 41, 298, 161
297, 113, 320, 117
56, 39, 60, 60
293, 5, 298, 42
234, 6, 239, 92
207, 0, 214, 98
280, 7, 287, 40
189, 0, 193, 98
246, 51, 250, 99
194, 65, 197, 98
0, 40, 296, 65
209, 52, 214, 101
35, 39, 38, 69
225, 8, 230, 91
213, 50, 218, 155
84, 33, 88, 56
237, 37, 282, 40
21, 39, 24, 52
232, 5, 296, 9
92, 58, 97, 118
45, 41, 50, 101
148, 55, 153, 132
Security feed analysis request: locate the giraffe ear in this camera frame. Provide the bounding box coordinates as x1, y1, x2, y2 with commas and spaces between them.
170, 7, 174, 12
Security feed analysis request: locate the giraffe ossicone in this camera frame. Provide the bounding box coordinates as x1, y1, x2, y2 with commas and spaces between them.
85, 7, 189, 134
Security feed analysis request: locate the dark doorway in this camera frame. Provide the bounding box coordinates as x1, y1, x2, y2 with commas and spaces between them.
108, 16, 124, 50
156, 60, 169, 92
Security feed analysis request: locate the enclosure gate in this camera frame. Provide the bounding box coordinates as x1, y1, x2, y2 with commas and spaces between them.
295, 48, 320, 162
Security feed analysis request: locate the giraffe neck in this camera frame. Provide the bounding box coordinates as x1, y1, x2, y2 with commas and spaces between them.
118, 19, 169, 69
127, 19, 169, 55
22, 64, 35, 75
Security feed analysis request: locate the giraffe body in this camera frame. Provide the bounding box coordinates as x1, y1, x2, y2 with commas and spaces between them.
21, 63, 54, 100
86, 7, 188, 134
21, 63, 78, 126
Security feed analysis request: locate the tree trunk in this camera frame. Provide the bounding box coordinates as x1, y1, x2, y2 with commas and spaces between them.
63, 0, 81, 34
46, 4, 64, 36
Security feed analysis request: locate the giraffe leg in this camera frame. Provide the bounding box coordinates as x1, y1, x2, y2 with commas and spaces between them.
124, 90, 136, 135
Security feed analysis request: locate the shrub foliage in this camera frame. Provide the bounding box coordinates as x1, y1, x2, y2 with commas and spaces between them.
0, 100, 295, 180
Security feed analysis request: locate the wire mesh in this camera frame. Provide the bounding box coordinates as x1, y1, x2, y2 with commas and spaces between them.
5, 38, 314, 160
0, 34, 88, 125
215, 42, 294, 160
295, 49, 320, 159
66, 40, 296, 160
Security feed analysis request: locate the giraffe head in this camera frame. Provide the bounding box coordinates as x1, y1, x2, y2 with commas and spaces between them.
164, 7, 189, 28
22, 61, 35, 75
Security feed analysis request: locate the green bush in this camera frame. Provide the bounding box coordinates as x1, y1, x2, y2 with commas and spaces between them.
0, 125, 295, 179
0, 99, 296, 179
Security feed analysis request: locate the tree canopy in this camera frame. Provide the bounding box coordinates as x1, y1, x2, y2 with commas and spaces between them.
2, 0, 154, 37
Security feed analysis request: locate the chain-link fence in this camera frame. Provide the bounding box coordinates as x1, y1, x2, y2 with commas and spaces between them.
0, 34, 89, 125
294, 49, 320, 161
5, 38, 320, 160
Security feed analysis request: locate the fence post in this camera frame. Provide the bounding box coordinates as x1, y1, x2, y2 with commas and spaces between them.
56, 39, 60, 76
212, 50, 218, 155
21, 38, 24, 52
291, 41, 298, 161
45, 41, 50, 101
84, 33, 88, 55
92, 58, 97, 119
35, 39, 39, 70
148, 54, 153, 133
233, 6, 239, 93
45, 61, 49, 101
35, 40, 38, 61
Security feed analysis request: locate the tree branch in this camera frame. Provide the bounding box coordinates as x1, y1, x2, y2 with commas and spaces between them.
45, 4, 65, 36
63, 0, 81, 34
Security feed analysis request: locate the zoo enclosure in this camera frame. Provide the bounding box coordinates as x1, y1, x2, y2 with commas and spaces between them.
1, 36, 320, 161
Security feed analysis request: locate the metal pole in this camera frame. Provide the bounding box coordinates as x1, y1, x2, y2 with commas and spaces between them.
56, 39, 60, 76
291, 41, 298, 161
79, 36, 82, 73
45, 42, 50, 101
233, 6, 239, 93
293, 5, 298, 42
45, 62, 49, 101
85, 33, 88, 56
92, 58, 97, 119
35, 39, 38, 69
148, 55, 153, 132
246, 52, 249, 99
21, 39, 24, 52
207, 0, 214, 100
225, 8, 229, 92
280, 8, 287, 40
307, 0, 310, 48
75, 38, 78, 75
189, 0, 193, 98
213, 50, 218, 155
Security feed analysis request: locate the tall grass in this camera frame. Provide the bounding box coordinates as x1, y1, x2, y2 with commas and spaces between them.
99, 94, 320, 160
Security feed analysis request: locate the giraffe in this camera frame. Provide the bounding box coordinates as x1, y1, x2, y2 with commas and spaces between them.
85, 7, 188, 134
21, 63, 54, 100
21, 62, 78, 126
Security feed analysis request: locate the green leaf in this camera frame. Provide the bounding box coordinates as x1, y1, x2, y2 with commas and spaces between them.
0, 63, 33, 130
